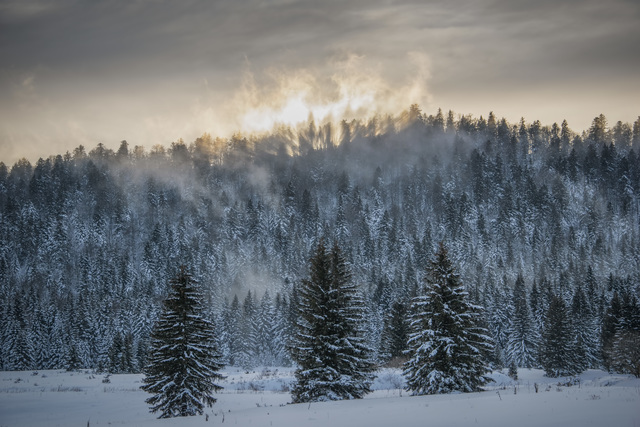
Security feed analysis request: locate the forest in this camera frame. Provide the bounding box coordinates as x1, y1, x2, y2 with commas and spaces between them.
1, 106, 639, 376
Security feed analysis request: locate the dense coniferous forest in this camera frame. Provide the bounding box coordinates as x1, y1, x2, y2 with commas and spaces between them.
1, 107, 640, 376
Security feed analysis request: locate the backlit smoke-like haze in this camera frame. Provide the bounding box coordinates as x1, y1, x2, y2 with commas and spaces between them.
1, 0, 639, 164
234, 53, 430, 133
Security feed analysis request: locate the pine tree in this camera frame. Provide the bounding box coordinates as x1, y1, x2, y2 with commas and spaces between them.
541, 294, 578, 377
404, 242, 493, 395
223, 295, 242, 366
601, 291, 622, 371
483, 276, 510, 368
273, 293, 293, 366
255, 291, 277, 367
291, 240, 375, 402
632, 116, 640, 149
141, 266, 224, 418
237, 290, 257, 369
66, 344, 81, 371
108, 333, 124, 373
610, 292, 640, 376
588, 114, 609, 144
505, 274, 539, 368
380, 300, 409, 365
611, 329, 640, 377
570, 286, 599, 370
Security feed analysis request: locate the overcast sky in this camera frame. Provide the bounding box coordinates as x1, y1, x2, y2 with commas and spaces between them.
1, 0, 639, 164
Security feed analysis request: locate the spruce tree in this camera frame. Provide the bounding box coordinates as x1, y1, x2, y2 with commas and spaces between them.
255, 291, 277, 367
601, 291, 622, 371
571, 285, 599, 370
380, 300, 409, 365
223, 295, 242, 366
237, 290, 257, 369
404, 242, 493, 395
611, 330, 640, 377
610, 293, 640, 376
108, 333, 124, 373
141, 266, 224, 418
505, 274, 539, 368
541, 294, 578, 377
291, 240, 375, 402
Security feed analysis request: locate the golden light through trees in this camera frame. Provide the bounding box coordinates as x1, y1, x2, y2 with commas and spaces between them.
230, 53, 431, 135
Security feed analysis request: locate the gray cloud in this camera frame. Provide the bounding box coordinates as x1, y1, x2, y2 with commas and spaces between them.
1, 0, 639, 164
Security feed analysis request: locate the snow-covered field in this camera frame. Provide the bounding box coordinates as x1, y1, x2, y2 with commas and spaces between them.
1, 367, 638, 427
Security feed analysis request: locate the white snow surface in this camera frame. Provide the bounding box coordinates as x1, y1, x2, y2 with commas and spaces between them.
1, 367, 638, 426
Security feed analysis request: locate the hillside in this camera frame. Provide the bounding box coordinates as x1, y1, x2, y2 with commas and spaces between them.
1, 108, 639, 373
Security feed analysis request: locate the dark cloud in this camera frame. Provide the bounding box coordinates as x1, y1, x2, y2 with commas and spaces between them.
1, 0, 638, 164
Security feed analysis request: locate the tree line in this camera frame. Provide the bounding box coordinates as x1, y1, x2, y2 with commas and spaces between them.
0, 108, 639, 378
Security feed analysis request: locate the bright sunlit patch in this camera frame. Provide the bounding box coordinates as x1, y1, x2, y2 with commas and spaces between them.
243, 92, 312, 131
229, 53, 431, 137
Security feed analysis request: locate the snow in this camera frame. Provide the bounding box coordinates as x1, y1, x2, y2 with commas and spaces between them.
1, 367, 638, 426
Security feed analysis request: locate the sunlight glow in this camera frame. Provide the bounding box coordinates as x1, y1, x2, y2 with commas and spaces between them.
228, 53, 431, 136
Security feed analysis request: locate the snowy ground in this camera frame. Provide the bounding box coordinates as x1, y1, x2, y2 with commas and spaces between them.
1, 367, 638, 427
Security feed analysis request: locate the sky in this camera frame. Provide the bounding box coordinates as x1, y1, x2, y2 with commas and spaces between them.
1, 0, 639, 165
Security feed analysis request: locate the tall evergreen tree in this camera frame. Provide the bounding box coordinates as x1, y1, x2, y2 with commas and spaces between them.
610, 292, 640, 376
141, 266, 224, 418
601, 291, 622, 371
570, 285, 599, 370
291, 240, 375, 402
380, 300, 409, 364
237, 290, 257, 369
404, 242, 493, 395
223, 295, 242, 366
255, 291, 278, 367
632, 116, 640, 148
588, 114, 609, 144
505, 274, 539, 368
541, 294, 579, 377
611, 329, 640, 377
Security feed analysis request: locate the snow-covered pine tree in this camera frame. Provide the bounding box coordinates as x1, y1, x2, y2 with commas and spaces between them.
601, 291, 622, 371
610, 292, 640, 376
404, 242, 493, 395
505, 274, 539, 368
571, 285, 599, 371
611, 329, 640, 377
291, 240, 375, 403
223, 295, 242, 366
255, 291, 277, 367
380, 300, 409, 365
107, 333, 124, 373
237, 290, 257, 369
141, 266, 224, 418
541, 293, 579, 377
483, 275, 511, 368
273, 293, 293, 366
